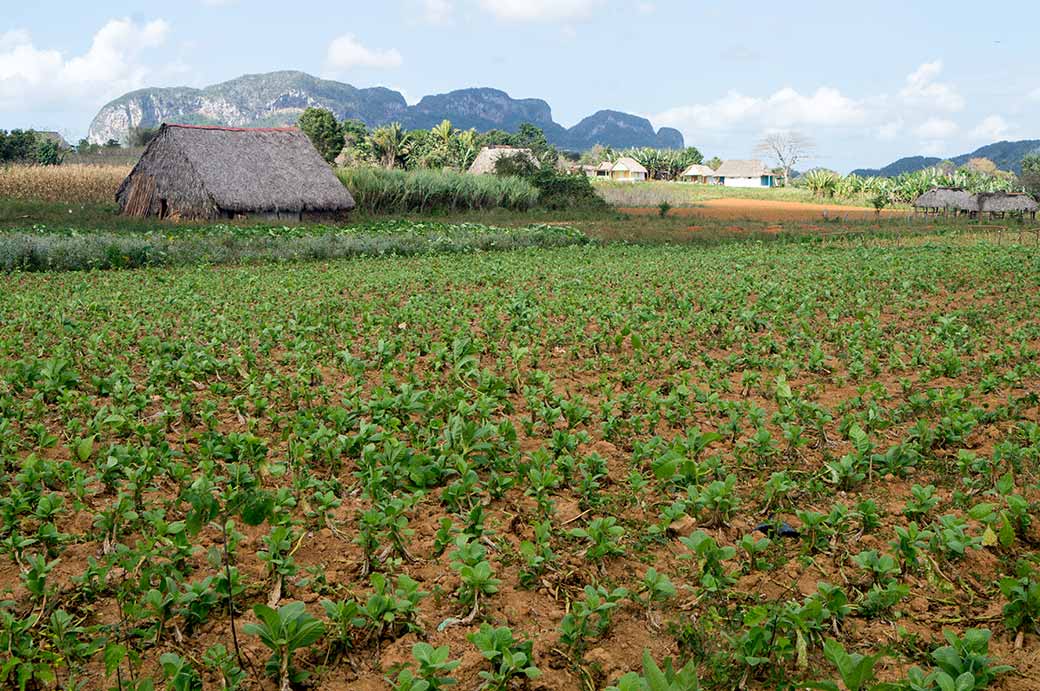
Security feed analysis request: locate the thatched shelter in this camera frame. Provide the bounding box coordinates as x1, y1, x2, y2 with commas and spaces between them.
679, 163, 718, 184
468, 146, 540, 175
913, 188, 979, 215
978, 192, 1038, 218
116, 124, 355, 221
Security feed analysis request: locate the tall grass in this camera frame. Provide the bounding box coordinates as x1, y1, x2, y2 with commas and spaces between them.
338, 167, 539, 213
0, 164, 129, 204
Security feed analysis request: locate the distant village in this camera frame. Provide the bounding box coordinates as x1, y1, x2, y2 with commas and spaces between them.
470, 144, 781, 188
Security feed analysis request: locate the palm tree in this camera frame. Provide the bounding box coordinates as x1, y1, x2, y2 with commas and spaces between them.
452, 130, 479, 171
370, 123, 410, 169
432, 120, 454, 148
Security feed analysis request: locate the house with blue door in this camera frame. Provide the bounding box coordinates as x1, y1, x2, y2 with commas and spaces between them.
714, 160, 780, 188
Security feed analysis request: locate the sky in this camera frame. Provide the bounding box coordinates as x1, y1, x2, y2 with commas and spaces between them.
3, 0, 1039, 172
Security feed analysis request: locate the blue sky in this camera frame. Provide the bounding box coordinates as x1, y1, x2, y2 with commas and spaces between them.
3, 0, 1039, 171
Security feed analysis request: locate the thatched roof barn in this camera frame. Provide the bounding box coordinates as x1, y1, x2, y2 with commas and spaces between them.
913, 188, 979, 213
978, 192, 1039, 216
468, 146, 540, 175
116, 124, 356, 221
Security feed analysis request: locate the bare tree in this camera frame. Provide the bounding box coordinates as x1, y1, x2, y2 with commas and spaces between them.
754, 132, 815, 186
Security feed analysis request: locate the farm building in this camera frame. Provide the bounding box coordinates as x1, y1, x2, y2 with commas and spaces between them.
715, 160, 779, 188
679, 164, 718, 184
582, 161, 614, 178
116, 124, 355, 221
610, 157, 648, 182
978, 192, 1038, 218
468, 146, 540, 175
913, 188, 1038, 219
913, 188, 979, 215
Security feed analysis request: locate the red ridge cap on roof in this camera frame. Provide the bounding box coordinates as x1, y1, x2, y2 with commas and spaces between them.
163, 123, 300, 133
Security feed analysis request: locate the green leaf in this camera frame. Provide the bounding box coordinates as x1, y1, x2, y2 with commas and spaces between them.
104, 643, 126, 676
75, 435, 94, 462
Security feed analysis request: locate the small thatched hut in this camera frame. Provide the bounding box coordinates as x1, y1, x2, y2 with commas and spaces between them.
116, 124, 356, 221
977, 192, 1038, 218
913, 188, 979, 215
679, 163, 718, 184
468, 146, 540, 175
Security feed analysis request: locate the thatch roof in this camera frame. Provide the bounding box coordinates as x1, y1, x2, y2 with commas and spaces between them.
117, 124, 355, 220
913, 188, 979, 212
680, 164, 717, 178
612, 157, 648, 174
597, 161, 614, 172
978, 192, 1039, 213
715, 160, 772, 178
468, 146, 540, 175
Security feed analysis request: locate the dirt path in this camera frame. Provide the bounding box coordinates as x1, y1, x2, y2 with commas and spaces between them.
621, 198, 907, 222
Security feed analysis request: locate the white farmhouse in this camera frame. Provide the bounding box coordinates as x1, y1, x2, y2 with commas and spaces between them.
715, 160, 779, 188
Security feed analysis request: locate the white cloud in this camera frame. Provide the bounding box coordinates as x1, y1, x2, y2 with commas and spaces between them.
899, 60, 965, 112
914, 118, 958, 139
654, 86, 866, 132
479, 0, 600, 22
0, 18, 169, 111
325, 35, 403, 71
422, 0, 453, 24
971, 115, 1011, 141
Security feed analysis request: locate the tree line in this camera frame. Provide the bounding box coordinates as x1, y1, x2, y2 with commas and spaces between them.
798, 157, 1032, 205
297, 107, 561, 172
0, 130, 65, 166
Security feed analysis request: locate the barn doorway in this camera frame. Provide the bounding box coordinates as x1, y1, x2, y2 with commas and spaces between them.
159, 199, 168, 219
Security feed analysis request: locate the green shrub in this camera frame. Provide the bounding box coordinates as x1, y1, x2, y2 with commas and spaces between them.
525, 168, 607, 210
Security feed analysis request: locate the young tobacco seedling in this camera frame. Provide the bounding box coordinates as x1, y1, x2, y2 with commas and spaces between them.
469, 624, 541, 690
606, 649, 700, 691
999, 574, 1040, 642
569, 516, 626, 562
679, 530, 736, 592
804, 639, 891, 691
243, 602, 325, 691
160, 652, 203, 691
391, 643, 459, 691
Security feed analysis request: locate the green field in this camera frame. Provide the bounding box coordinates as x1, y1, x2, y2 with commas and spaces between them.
2, 236, 1039, 690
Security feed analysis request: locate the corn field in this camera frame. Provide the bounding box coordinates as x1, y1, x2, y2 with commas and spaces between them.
0, 164, 129, 204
